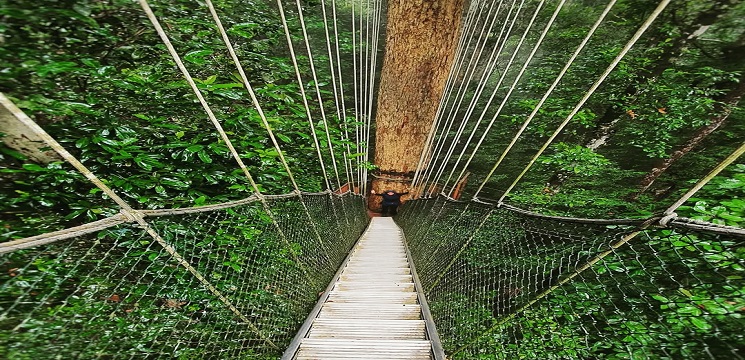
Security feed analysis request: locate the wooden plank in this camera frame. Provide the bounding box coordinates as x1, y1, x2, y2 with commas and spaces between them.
333, 281, 416, 291
296, 339, 432, 360
326, 291, 419, 304
318, 303, 422, 320
308, 319, 426, 340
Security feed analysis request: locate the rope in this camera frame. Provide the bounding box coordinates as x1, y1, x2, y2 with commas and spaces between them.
292, 0, 343, 190
498, 0, 672, 203
0, 94, 135, 218
412, 0, 493, 191
671, 216, 745, 237
0, 214, 128, 254
3, 82, 280, 348
351, 0, 361, 190
663, 141, 745, 216
325, 0, 355, 215
276, 0, 353, 260
138, 0, 264, 196
362, 0, 382, 193
330, 0, 356, 190
427, 0, 521, 192
274, 0, 331, 191
415, 0, 503, 192
205, 0, 301, 193
414, 0, 500, 194
422, 0, 524, 194
360, 0, 370, 193
140, 0, 322, 296
473, 0, 619, 198
445, 0, 557, 194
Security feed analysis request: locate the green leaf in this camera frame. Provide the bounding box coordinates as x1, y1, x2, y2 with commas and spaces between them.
0, 146, 27, 160
184, 50, 213, 65
75, 137, 90, 149
197, 150, 212, 163
690, 317, 712, 330
276, 133, 291, 143
36, 61, 79, 77
203, 75, 217, 85
161, 178, 189, 189
22, 163, 46, 172
186, 145, 204, 153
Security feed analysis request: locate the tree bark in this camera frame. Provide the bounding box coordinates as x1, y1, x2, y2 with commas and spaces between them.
634, 75, 745, 199
369, 0, 464, 210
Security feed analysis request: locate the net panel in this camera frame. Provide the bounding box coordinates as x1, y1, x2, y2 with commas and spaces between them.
0, 192, 367, 359
397, 196, 745, 360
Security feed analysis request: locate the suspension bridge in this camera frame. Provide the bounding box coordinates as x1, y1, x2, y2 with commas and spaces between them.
1, 0, 744, 359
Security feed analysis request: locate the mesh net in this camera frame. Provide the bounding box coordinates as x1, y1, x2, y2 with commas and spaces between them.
0, 192, 367, 359
397, 196, 745, 360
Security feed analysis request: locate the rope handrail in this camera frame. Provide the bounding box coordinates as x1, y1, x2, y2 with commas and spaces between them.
473, 0, 619, 198
445, 0, 566, 194
498, 0, 672, 202
663, 142, 745, 216
0, 214, 128, 254
669, 217, 745, 237
419, 0, 522, 193
274, 0, 332, 191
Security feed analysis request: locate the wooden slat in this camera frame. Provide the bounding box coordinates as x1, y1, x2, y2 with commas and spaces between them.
295, 339, 432, 360
308, 319, 426, 340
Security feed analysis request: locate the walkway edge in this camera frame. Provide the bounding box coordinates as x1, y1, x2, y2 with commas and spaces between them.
400, 221, 447, 360
280, 218, 373, 360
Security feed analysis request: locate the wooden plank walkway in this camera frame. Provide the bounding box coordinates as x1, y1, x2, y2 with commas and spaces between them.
287, 217, 436, 360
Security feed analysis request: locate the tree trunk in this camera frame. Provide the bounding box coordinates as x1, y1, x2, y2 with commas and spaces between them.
634, 75, 745, 199
369, 0, 465, 210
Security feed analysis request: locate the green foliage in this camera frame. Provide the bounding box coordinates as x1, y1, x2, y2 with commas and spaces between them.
398, 198, 745, 360
677, 164, 745, 227
539, 142, 611, 176
0, 195, 368, 358
0, 0, 362, 241
622, 67, 738, 158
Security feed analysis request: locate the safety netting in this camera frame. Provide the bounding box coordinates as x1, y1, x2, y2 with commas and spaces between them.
0, 192, 367, 359
397, 196, 745, 360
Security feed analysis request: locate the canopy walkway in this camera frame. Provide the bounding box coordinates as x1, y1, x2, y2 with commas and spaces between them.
1, 0, 745, 359
286, 217, 442, 360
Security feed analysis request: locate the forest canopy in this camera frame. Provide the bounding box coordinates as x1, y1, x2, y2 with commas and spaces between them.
0, 0, 743, 236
